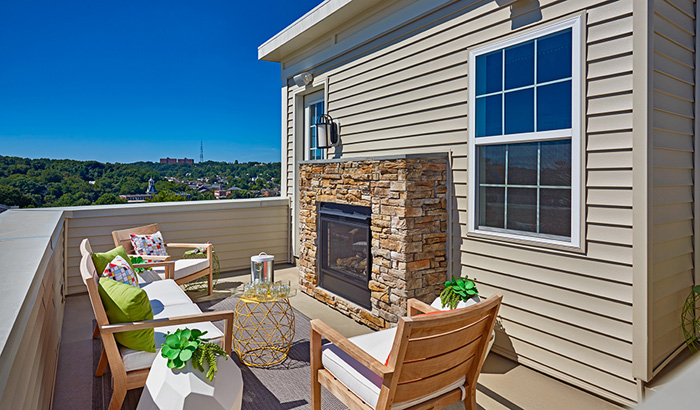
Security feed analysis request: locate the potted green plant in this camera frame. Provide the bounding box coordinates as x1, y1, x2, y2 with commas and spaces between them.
437, 275, 480, 310
682, 285, 700, 353
161, 328, 228, 381
182, 243, 221, 292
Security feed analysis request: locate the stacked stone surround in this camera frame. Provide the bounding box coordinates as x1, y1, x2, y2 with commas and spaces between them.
298, 154, 448, 330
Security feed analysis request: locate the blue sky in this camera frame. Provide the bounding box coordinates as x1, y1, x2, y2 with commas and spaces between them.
0, 0, 320, 163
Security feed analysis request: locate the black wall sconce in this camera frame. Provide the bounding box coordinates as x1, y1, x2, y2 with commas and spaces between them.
316, 113, 340, 148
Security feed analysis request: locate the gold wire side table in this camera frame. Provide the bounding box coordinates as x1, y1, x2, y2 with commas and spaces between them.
232, 296, 296, 367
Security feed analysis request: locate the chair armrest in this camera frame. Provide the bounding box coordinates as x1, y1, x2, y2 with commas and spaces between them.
310, 319, 391, 378
407, 298, 439, 317
99, 310, 235, 354
132, 261, 175, 280
167, 243, 212, 249
132, 261, 174, 268
129, 254, 171, 261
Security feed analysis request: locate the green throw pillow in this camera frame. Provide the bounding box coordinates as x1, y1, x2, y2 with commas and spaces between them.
98, 277, 155, 352
92, 246, 135, 275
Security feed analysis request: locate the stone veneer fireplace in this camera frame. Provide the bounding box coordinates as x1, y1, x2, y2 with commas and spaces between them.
298, 154, 448, 329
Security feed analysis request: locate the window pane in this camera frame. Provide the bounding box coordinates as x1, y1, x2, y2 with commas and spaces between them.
537, 80, 571, 131
539, 188, 571, 237
505, 88, 534, 135
537, 29, 572, 83
476, 50, 502, 95
507, 188, 537, 232
540, 140, 571, 186
479, 187, 505, 228
475, 94, 502, 137
479, 145, 506, 184
507, 142, 538, 185
505, 40, 534, 90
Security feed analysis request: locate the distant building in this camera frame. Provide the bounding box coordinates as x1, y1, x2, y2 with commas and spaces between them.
214, 190, 232, 199
146, 177, 157, 195
159, 157, 194, 164
119, 194, 152, 203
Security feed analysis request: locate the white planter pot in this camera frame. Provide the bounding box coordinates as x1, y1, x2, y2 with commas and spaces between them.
431, 295, 482, 311
137, 354, 243, 410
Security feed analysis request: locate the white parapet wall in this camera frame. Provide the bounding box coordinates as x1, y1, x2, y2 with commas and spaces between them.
60, 197, 291, 296
0, 209, 66, 410
0, 197, 290, 409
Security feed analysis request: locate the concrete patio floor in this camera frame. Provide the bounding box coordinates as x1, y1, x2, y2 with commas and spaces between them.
53, 265, 623, 410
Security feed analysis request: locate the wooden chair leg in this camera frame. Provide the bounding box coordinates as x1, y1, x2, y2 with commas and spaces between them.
310, 322, 322, 410
464, 387, 477, 410
207, 267, 213, 295
107, 384, 126, 410
93, 323, 100, 339
95, 348, 108, 377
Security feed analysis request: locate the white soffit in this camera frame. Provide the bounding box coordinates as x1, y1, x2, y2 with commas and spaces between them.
258, 0, 380, 62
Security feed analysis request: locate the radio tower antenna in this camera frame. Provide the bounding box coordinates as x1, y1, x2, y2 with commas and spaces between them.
200, 140, 204, 163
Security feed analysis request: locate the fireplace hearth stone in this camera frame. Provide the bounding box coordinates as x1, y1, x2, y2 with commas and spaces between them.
298, 154, 448, 330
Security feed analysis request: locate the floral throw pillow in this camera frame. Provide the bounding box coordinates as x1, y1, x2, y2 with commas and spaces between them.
103, 255, 139, 287
130, 231, 167, 257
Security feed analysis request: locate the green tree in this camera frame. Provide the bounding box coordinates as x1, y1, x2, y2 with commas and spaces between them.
0, 185, 36, 207
146, 190, 187, 203
94, 193, 127, 205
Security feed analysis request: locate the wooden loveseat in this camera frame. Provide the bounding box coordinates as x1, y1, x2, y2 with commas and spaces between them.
80, 238, 234, 410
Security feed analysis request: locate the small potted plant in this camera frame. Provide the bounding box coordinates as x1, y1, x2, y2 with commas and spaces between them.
435, 275, 481, 310
161, 328, 228, 381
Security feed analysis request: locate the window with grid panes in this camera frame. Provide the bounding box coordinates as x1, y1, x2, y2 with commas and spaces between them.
468, 17, 581, 247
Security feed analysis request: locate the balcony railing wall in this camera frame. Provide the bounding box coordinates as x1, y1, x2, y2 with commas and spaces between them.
63, 197, 290, 295
0, 197, 290, 409
0, 210, 66, 410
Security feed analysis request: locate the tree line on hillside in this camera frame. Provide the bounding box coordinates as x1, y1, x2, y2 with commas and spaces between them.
0, 156, 281, 208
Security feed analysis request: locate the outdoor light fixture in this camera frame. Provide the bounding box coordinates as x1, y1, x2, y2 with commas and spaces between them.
293, 72, 313, 87
316, 113, 340, 148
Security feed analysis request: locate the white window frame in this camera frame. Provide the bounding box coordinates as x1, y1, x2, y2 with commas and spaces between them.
468, 16, 582, 248
304, 92, 325, 161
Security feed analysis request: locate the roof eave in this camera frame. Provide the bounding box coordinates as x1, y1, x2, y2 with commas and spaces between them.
258, 0, 377, 62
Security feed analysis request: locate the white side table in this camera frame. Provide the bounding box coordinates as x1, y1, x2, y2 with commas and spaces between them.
136, 354, 243, 410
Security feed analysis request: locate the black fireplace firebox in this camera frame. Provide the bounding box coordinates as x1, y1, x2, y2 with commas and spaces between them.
318, 202, 372, 309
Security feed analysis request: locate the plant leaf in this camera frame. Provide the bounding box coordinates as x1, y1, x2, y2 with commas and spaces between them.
465, 281, 475, 290
181, 328, 191, 341
179, 349, 193, 362
165, 334, 180, 349
173, 358, 184, 369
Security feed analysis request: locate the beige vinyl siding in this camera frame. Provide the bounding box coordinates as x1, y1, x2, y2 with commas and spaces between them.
0, 212, 65, 410
649, 0, 695, 371
62, 198, 290, 296
281, 0, 638, 404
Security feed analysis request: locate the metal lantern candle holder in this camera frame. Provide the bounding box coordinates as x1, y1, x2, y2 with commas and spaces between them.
316, 113, 340, 149
251, 252, 274, 283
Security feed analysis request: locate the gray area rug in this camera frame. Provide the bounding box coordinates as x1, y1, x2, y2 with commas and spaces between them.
93, 295, 347, 410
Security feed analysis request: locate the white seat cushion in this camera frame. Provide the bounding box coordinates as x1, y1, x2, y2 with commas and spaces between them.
321, 328, 466, 409
139, 279, 192, 313
152, 258, 210, 280
120, 303, 224, 372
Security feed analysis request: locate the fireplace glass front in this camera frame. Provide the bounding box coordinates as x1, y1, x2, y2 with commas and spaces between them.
318, 202, 371, 309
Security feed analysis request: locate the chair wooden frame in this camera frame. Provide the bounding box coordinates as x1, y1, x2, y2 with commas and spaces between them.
310, 295, 502, 410
112, 223, 215, 295
80, 238, 233, 410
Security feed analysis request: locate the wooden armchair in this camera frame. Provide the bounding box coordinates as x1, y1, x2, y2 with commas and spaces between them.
112, 223, 215, 294
311, 295, 502, 410
80, 239, 233, 410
